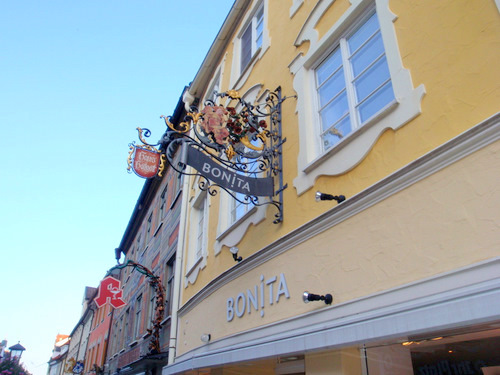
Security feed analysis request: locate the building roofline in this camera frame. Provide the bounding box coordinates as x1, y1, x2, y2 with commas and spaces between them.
186, 0, 250, 99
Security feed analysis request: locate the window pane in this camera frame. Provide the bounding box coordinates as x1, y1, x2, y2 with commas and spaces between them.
256, 18, 264, 49
318, 68, 346, 108
350, 32, 384, 77
358, 81, 394, 123
348, 13, 379, 53
320, 91, 349, 132
241, 25, 252, 71
322, 115, 351, 150
354, 56, 391, 103
317, 48, 342, 86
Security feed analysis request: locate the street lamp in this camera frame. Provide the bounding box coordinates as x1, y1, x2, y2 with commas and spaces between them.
8, 342, 26, 363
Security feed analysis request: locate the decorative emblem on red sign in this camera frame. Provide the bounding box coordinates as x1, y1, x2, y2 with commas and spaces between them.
131, 146, 161, 178
127, 127, 165, 179
95, 276, 127, 308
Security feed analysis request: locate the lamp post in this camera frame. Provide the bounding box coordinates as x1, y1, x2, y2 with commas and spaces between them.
8, 342, 25, 363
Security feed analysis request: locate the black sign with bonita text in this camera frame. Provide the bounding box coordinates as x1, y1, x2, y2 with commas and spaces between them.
186, 146, 274, 197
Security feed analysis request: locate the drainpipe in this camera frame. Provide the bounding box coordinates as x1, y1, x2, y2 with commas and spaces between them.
168, 167, 190, 364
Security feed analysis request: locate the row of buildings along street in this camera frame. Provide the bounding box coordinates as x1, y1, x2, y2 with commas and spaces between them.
47, 1, 500, 375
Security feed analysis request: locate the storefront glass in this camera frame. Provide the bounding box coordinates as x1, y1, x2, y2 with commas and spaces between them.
365, 328, 500, 375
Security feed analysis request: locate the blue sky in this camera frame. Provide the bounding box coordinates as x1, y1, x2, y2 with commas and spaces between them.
0, 1, 234, 374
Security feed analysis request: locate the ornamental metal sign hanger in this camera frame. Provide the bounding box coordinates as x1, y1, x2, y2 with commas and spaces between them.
127, 129, 166, 179
129, 87, 294, 224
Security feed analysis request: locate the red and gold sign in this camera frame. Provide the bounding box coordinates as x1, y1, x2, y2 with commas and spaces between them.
127, 128, 165, 179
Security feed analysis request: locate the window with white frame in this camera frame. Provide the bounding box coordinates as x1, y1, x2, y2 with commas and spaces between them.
147, 287, 155, 330
165, 256, 175, 316
145, 212, 153, 243
290, 0, 425, 195
195, 196, 206, 261
240, 4, 264, 73
158, 185, 167, 223
316, 11, 394, 151
230, 143, 261, 224
123, 309, 130, 345
134, 295, 142, 339
187, 190, 208, 272
204, 70, 221, 103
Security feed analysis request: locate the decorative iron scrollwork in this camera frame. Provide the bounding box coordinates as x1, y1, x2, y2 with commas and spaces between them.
133, 86, 293, 224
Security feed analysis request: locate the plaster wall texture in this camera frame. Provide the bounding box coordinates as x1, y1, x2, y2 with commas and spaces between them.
179, 0, 500, 306
176, 139, 500, 355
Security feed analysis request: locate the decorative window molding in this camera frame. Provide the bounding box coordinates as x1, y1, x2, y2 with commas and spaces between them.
215, 204, 266, 256
204, 69, 222, 105
290, 0, 425, 195
185, 182, 209, 286
230, 0, 270, 91
290, 0, 304, 18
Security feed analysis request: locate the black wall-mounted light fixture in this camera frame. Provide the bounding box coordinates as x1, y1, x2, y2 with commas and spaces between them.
315, 191, 346, 204
230, 247, 243, 262
303, 291, 333, 305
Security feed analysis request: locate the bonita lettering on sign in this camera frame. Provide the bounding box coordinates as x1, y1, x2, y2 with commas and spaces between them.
227, 273, 290, 321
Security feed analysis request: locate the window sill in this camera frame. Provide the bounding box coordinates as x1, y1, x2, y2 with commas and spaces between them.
128, 340, 138, 348
170, 189, 182, 210
186, 256, 203, 278
303, 100, 398, 174
233, 47, 262, 91
153, 222, 163, 237
214, 204, 267, 256
216, 205, 258, 243
160, 316, 171, 326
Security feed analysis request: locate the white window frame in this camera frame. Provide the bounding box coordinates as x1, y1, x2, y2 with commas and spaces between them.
289, 0, 425, 195
158, 185, 167, 223
315, 11, 395, 153
185, 185, 209, 285
230, 0, 270, 90
204, 69, 221, 104
165, 256, 175, 317
147, 287, 155, 330
145, 212, 153, 244
134, 295, 142, 339
240, 4, 264, 73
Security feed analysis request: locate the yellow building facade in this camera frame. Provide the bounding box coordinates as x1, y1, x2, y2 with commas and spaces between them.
163, 0, 500, 374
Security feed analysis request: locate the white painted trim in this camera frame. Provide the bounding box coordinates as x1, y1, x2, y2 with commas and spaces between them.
289, 0, 304, 18
214, 205, 267, 255
229, 0, 271, 91
164, 258, 500, 374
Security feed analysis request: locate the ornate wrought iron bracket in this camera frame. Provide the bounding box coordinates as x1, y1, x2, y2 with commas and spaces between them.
131, 87, 294, 224
106, 261, 165, 355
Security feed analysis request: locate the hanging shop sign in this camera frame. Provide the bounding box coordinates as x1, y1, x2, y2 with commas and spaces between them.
128, 87, 295, 223
185, 145, 274, 196
101, 261, 166, 355
130, 146, 161, 178
94, 276, 126, 309
127, 129, 166, 179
